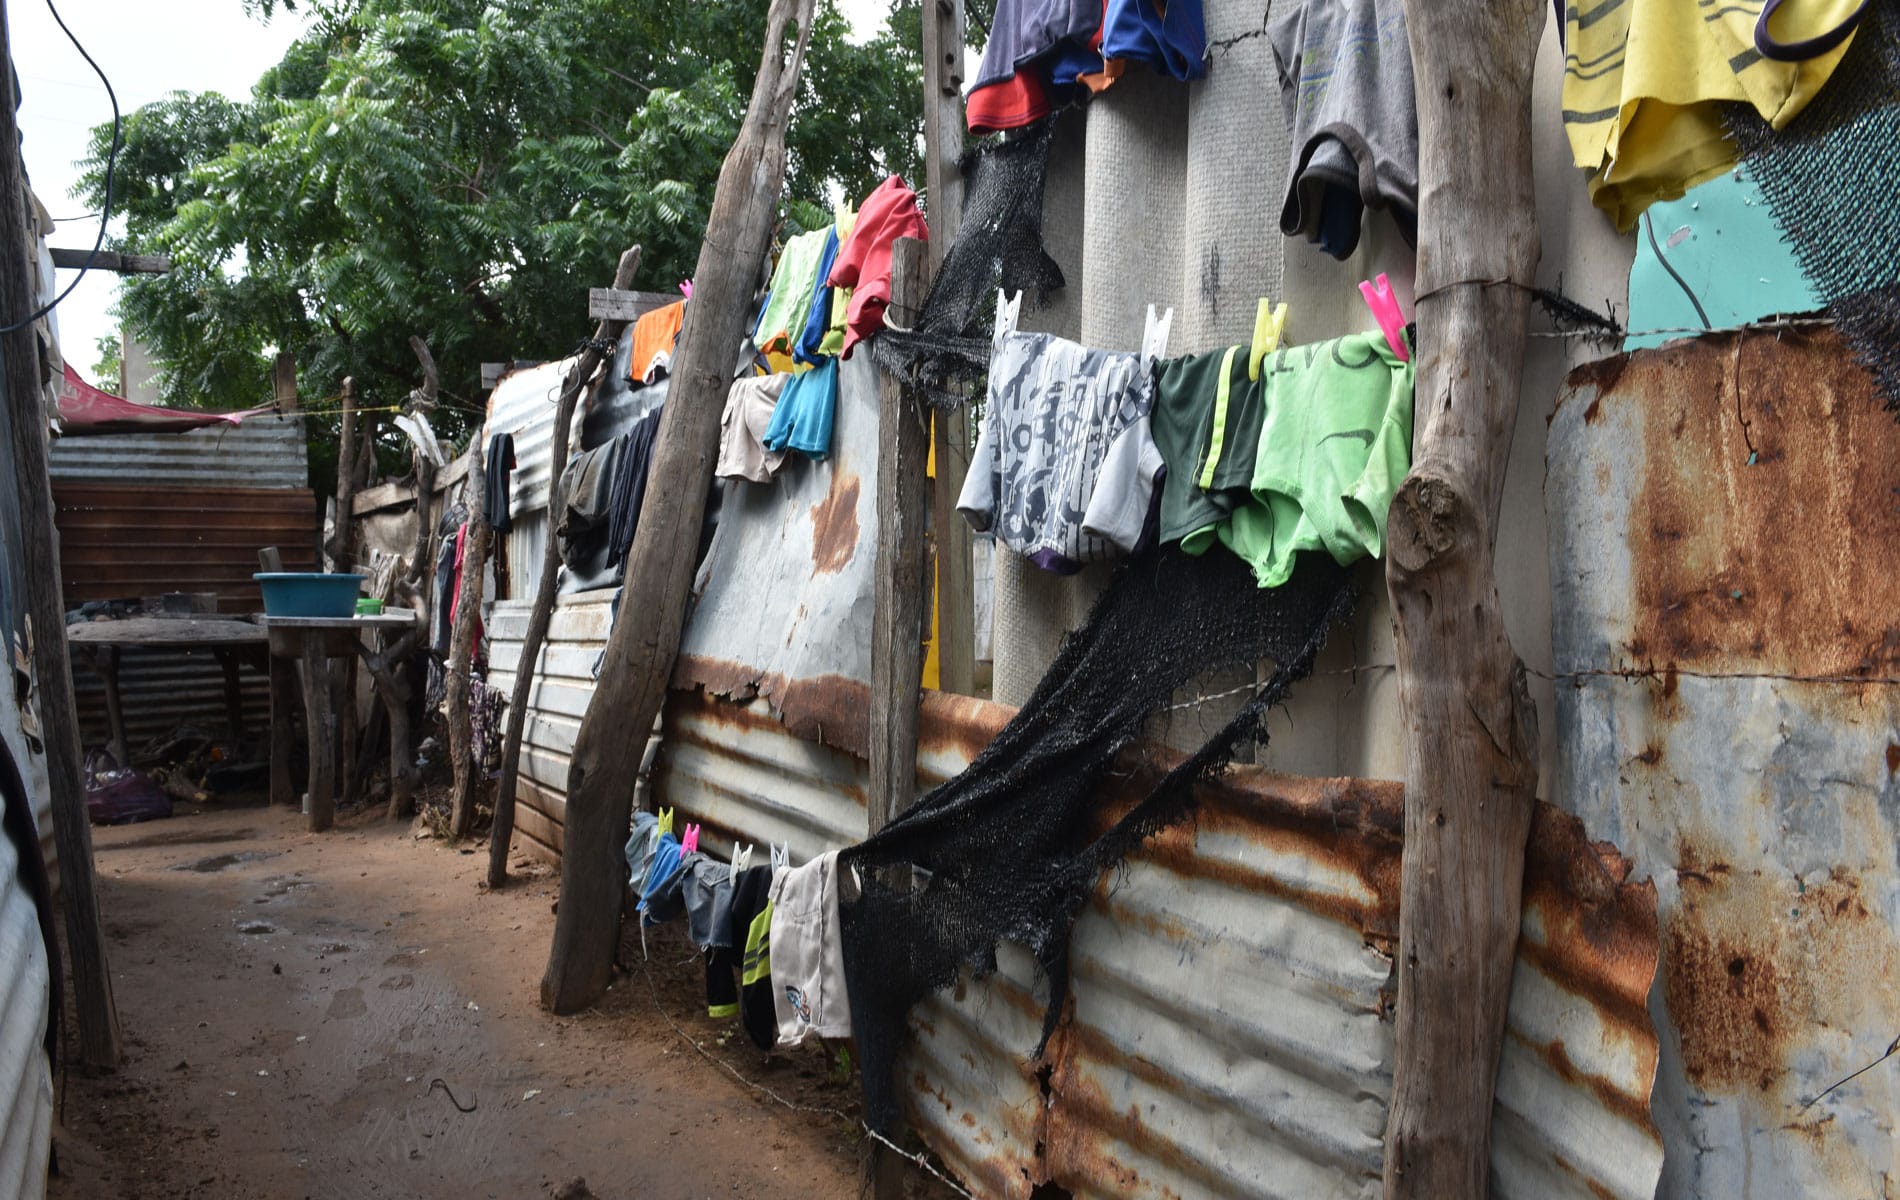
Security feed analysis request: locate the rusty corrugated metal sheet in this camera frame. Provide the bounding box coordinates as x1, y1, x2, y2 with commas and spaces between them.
653, 686, 1663, 1200
52, 484, 317, 613
673, 352, 882, 759
1548, 327, 1900, 1199
67, 646, 268, 755
47, 413, 308, 489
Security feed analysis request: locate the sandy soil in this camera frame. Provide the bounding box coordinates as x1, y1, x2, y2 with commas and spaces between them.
47, 800, 931, 1200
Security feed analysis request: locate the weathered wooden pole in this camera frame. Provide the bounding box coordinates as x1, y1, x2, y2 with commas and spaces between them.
0, 18, 123, 1069
444, 441, 490, 840
540, 0, 816, 1013
488, 245, 642, 888
921, 0, 975, 696
1381, 3, 1544, 1196
863, 237, 932, 1200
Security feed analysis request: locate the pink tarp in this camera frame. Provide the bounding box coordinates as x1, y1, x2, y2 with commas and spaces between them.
55, 365, 276, 436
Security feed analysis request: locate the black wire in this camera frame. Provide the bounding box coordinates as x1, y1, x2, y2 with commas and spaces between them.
1642, 210, 1711, 332
1, 0, 120, 336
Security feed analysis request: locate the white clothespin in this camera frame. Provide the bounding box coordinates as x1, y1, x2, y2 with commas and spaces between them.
992, 288, 1023, 350
771, 843, 790, 872
731, 843, 754, 875
1140, 304, 1175, 366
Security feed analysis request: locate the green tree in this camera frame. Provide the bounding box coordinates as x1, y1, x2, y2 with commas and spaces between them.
77, 0, 924, 482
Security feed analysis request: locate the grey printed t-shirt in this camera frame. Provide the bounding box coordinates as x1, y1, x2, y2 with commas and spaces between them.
1269, 0, 1419, 257
958, 323, 1165, 573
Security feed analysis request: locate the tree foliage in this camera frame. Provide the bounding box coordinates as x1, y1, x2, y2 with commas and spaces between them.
79, 0, 924, 473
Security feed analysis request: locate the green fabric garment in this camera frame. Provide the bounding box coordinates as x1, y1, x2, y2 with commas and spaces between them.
1205, 330, 1414, 588
755, 228, 834, 354
1154, 344, 1262, 546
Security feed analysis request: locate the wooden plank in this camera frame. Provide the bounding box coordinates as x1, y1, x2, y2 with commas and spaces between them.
0, 9, 123, 1068
542, 0, 816, 1015
586, 287, 676, 322
48, 247, 171, 274
299, 638, 334, 831
921, 0, 974, 698
868, 237, 932, 837
1381, 2, 1545, 1197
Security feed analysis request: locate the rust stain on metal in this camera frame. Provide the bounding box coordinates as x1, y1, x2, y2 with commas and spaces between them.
809, 471, 860, 575
1612, 329, 1900, 678
1665, 845, 1897, 1097
672, 654, 871, 759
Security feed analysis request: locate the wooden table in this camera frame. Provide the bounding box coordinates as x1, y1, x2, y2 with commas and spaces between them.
262, 610, 419, 832
66, 616, 269, 765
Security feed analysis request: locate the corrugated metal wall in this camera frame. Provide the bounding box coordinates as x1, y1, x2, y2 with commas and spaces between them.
1548, 329, 1900, 1199
0, 802, 52, 1200
47, 413, 309, 489
647, 687, 1662, 1200
485, 592, 616, 857
52, 484, 317, 613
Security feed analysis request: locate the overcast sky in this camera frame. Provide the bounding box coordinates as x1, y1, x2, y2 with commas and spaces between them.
14, 0, 893, 392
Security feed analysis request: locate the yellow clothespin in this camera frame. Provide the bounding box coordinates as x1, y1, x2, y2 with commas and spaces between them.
1248, 297, 1289, 380
657, 807, 675, 837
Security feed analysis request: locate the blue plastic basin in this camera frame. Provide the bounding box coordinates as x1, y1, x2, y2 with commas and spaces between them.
254, 572, 366, 618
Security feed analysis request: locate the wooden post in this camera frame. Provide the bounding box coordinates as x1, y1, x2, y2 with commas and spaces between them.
272, 350, 299, 412
1381, 3, 1544, 1197
259, 546, 298, 807
356, 631, 419, 821
489, 245, 643, 889
541, 0, 816, 1014
922, 0, 975, 696
329, 378, 361, 810
444, 442, 490, 841
299, 638, 334, 832
0, 19, 123, 1069
91, 647, 127, 766
864, 238, 932, 1200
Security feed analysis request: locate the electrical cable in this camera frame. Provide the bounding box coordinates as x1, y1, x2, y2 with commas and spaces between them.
1, 0, 120, 335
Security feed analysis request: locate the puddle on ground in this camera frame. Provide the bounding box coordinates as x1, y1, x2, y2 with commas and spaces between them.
251, 876, 309, 903
101, 827, 258, 852
176, 851, 279, 874
235, 921, 276, 935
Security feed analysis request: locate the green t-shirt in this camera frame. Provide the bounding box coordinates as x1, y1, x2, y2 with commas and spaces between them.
754, 227, 834, 354
1153, 344, 1261, 546
1212, 330, 1414, 588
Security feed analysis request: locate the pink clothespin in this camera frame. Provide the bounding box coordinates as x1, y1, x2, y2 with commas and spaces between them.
1358, 274, 1410, 362
678, 280, 693, 299
681, 823, 700, 854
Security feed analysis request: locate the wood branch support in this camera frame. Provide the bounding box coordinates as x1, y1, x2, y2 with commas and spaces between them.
0, 13, 123, 1069
357, 631, 420, 821
299, 638, 335, 832
922, 0, 975, 696
489, 245, 643, 889
445, 444, 490, 841
47, 247, 169, 274
863, 239, 933, 1200
268, 653, 297, 807
1381, 3, 1545, 1196
541, 0, 816, 1014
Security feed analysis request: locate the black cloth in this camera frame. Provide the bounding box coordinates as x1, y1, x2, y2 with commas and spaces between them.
485, 432, 517, 533
705, 947, 739, 1018
840, 546, 1356, 1131
1, 737, 59, 1071
729, 865, 779, 1052
607, 407, 664, 569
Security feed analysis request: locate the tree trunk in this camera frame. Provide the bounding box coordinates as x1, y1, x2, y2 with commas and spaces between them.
0, 20, 123, 1067
1381, 3, 1544, 1197
540, 0, 816, 1014
444, 444, 490, 840
488, 245, 643, 888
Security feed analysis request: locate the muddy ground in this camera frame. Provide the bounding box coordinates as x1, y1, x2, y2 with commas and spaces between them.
47, 800, 947, 1200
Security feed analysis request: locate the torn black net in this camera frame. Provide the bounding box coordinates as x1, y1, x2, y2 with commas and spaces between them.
871, 119, 1066, 410
1727, 4, 1900, 415
839, 546, 1355, 1132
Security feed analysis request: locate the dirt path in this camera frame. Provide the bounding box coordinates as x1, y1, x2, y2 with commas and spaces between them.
48, 802, 884, 1200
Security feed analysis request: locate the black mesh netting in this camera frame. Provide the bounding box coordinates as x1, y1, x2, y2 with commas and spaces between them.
1727, 4, 1900, 415
840, 546, 1356, 1131
870, 118, 1065, 410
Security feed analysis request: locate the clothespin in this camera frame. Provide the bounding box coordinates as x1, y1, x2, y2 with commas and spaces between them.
1140, 304, 1175, 366
731, 844, 754, 875
1357, 274, 1411, 362
993, 289, 1023, 349
682, 823, 700, 854
771, 843, 789, 872
678, 280, 693, 299
1248, 298, 1289, 380
657, 807, 675, 837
